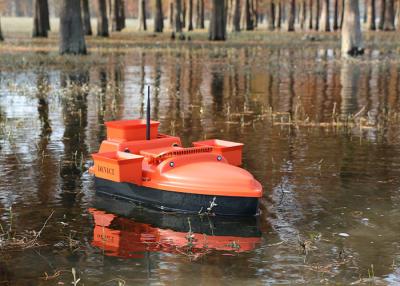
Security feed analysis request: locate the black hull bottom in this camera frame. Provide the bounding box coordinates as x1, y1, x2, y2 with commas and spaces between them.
94, 178, 259, 216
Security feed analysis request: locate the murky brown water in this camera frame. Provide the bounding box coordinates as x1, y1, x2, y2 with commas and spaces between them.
1, 45, 400, 285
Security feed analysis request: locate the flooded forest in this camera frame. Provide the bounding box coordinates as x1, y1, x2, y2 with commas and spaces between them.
1, 0, 400, 285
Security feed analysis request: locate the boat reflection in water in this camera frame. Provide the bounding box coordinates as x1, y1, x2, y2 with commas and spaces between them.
89, 195, 262, 259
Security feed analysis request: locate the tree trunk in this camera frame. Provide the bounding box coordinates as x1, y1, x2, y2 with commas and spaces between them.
314, 0, 320, 30
182, 0, 187, 28
396, 1, 400, 30
82, 0, 92, 35
200, 0, 205, 28
366, 0, 376, 30
232, 0, 241, 31
383, 0, 395, 30
267, 1, 275, 30
59, 0, 87, 54
300, 0, 306, 29
308, 0, 314, 29
320, 0, 330, 31
333, 0, 339, 29
341, 0, 363, 57
187, 0, 193, 30
243, 0, 254, 30
169, 0, 174, 28
43, 0, 50, 30
33, 0, 48, 37
138, 0, 147, 30
339, 0, 345, 28
364, 0, 368, 22
97, 0, 109, 36
0, 17, 3, 41
154, 0, 164, 32
209, 0, 226, 40
379, 0, 385, 30
276, 1, 282, 29
288, 0, 296, 31
115, 0, 126, 31
174, 0, 183, 32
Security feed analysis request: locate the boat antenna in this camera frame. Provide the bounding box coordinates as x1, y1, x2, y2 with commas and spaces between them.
146, 85, 151, 140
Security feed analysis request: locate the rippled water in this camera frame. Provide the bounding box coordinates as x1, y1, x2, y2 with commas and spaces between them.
1, 46, 400, 285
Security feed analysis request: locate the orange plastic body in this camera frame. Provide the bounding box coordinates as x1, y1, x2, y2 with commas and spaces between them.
92, 151, 143, 185
90, 209, 261, 258
192, 139, 244, 166
105, 119, 160, 142
92, 119, 263, 198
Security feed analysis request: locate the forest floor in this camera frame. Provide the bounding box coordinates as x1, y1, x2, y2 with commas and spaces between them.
1, 17, 400, 58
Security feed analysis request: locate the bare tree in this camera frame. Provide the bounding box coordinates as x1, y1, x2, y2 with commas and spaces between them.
0, 17, 3, 41
320, 0, 330, 31
154, 0, 164, 32
333, 0, 339, 29
232, 0, 241, 31
379, 0, 385, 30
82, 0, 92, 35
97, 0, 109, 36
138, 0, 147, 30
299, 0, 306, 29
169, 0, 174, 28
187, 0, 193, 30
308, 0, 314, 29
243, 0, 254, 30
366, 0, 376, 30
174, 0, 183, 32
314, 0, 320, 30
199, 0, 205, 28
33, 0, 49, 37
276, 1, 282, 29
267, 1, 275, 30
341, 0, 363, 57
59, 0, 87, 54
288, 0, 296, 31
209, 0, 227, 40
383, 0, 395, 30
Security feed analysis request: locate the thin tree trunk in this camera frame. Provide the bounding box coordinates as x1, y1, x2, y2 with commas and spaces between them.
82, 0, 92, 35
364, 0, 368, 22
341, 0, 363, 57
288, 0, 296, 31
314, 0, 320, 30
0, 17, 3, 41
379, 0, 385, 30
154, 0, 164, 32
333, 0, 339, 29
308, 0, 314, 29
276, 1, 282, 29
243, 0, 254, 30
182, 0, 187, 27
366, 0, 376, 30
114, 0, 126, 31
200, 0, 205, 28
187, 0, 193, 30
232, 0, 241, 31
59, 0, 87, 54
339, 0, 345, 28
383, 0, 395, 30
138, 0, 147, 31
169, 0, 174, 28
396, 1, 400, 30
97, 0, 109, 36
43, 0, 50, 30
33, 0, 48, 37
320, 0, 330, 31
300, 0, 306, 29
209, 0, 226, 40
268, 1, 275, 30
174, 0, 183, 32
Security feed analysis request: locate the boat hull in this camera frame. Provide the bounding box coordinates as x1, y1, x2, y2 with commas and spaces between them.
95, 177, 259, 216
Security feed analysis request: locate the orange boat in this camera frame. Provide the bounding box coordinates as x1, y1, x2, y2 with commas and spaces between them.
89, 196, 261, 257
90, 90, 263, 216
